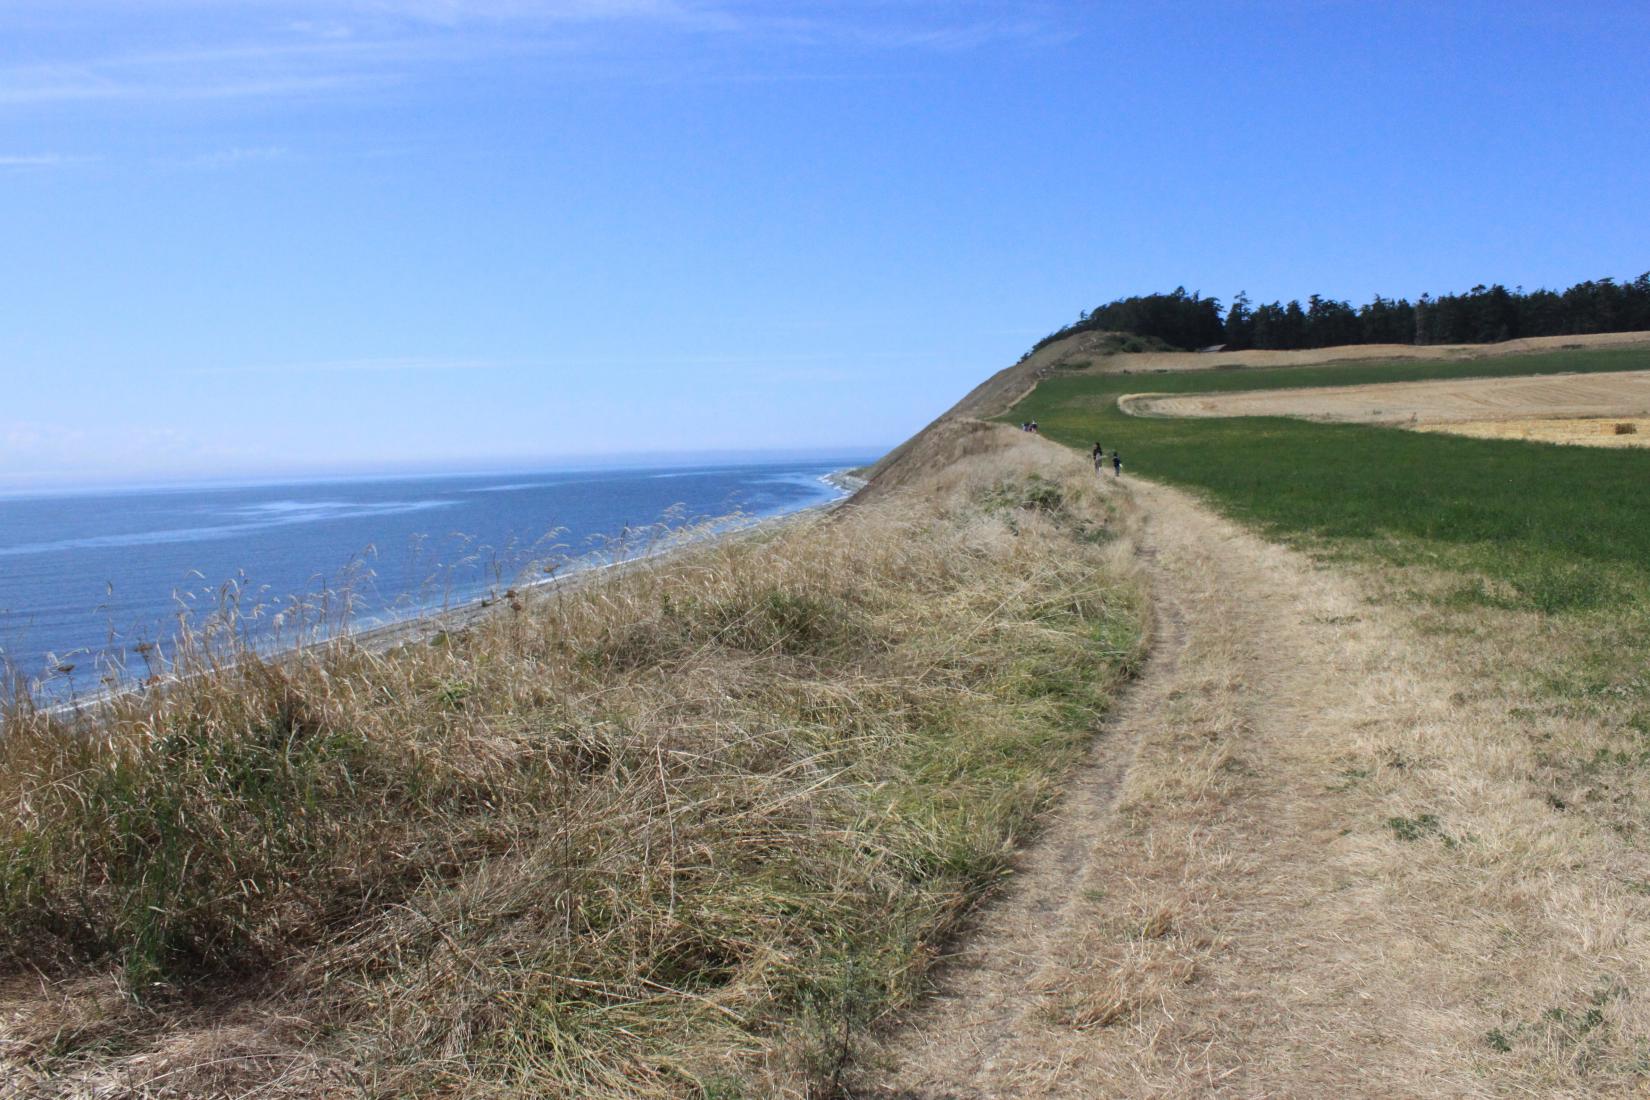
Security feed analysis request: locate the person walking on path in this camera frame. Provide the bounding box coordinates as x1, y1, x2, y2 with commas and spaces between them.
1092, 441, 1104, 473
1111, 450, 1123, 477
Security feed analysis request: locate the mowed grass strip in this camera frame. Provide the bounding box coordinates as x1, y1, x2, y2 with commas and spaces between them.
1010, 345, 1650, 614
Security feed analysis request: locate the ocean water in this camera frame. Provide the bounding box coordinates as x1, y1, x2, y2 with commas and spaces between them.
0, 456, 873, 697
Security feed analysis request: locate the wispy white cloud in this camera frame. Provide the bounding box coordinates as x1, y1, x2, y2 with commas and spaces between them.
201, 357, 516, 375
201, 349, 938, 377
0, 63, 374, 106
559, 349, 939, 366
0, 33, 420, 106
175, 145, 292, 168
0, 152, 96, 168
0, 2, 1060, 106
749, 5, 1070, 53
347, 0, 735, 29
288, 19, 357, 41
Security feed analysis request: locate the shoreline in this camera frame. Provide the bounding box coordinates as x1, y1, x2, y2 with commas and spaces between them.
343, 475, 858, 657
31, 469, 867, 720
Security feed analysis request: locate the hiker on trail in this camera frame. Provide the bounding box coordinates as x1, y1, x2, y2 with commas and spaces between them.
1029, 420, 1040, 434
1111, 450, 1122, 477
1092, 442, 1104, 472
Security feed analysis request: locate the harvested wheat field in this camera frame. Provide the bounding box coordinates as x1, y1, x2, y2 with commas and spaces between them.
1061, 330, 1650, 375
1412, 416, 1650, 447
1124, 367, 1650, 447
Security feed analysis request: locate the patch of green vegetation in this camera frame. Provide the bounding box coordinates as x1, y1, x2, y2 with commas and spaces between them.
1485, 982, 1626, 1054
1080, 332, 1177, 357
1007, 346, 1650, 616
0, 685, 413, 987
436, 679, 474, 707
982, 474, 1122, 551
1386, 812, 1453, 845
987, 472, 1066, 516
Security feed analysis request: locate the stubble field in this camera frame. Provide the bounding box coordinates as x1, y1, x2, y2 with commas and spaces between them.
1125, 367, 1650, 448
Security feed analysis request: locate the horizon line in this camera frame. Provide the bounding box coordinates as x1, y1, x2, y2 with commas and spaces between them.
0, 443, 891, 500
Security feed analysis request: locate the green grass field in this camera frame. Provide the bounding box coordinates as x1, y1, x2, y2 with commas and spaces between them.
1008, 346, 1650, 615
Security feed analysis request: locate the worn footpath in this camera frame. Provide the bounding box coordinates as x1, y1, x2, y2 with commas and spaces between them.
858, 466, 1650, 1097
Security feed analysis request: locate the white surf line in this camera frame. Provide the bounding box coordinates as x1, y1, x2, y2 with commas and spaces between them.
22, 472, 862, 722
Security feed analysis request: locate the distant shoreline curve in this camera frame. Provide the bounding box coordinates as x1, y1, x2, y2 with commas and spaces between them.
33, 468, 866, 720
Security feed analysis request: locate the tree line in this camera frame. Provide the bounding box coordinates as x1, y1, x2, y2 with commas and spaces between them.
1025, 273, 1650, 357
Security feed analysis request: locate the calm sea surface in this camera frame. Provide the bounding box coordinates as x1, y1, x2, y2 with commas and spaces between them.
0, 455, 873, 696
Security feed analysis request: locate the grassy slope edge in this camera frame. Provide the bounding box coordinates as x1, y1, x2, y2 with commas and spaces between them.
0, 427, 1144, 1099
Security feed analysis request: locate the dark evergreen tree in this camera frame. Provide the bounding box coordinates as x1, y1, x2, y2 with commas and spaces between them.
1414, 294, 1437, 345
1281, 300, 1308, 349
1249, 302, 1277, 350
1022, 271, 1650, 358
1224, 291, 1253, 349
1307, 294, 1359, 347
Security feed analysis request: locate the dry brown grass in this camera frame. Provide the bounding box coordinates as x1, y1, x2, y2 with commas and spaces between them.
1095, 491, 1650, 1094
1414, 415, 1650, 447
0, 427, 1144, 1098
1078, 330, 1650, 375
861, 469, 1650, 1097
1335, 555, 1650, 1081
1125, 367, 1650, 425
1089, 486, 1650, 1094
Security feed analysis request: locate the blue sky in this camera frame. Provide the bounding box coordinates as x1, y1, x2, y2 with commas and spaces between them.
3, 0, 1647, 489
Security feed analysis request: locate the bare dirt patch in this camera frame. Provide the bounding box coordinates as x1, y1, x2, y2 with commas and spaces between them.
1126, 368, 1650, 448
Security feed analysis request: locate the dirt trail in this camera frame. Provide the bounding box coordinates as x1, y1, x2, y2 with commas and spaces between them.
856, 470, 1539, 1097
